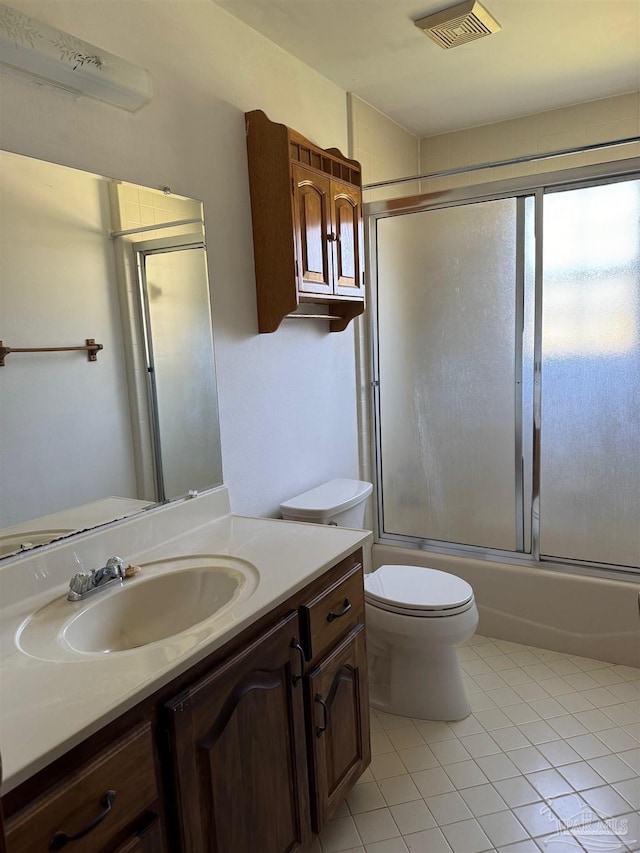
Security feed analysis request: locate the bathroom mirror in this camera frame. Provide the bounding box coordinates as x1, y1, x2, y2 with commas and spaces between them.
0, 150, 223, 558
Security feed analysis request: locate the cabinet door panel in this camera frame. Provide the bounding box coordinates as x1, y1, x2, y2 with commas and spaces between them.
332, 182, 364, 298
306, 626, 370, 832
165, 612, 310, 853
292, 165, 333, 296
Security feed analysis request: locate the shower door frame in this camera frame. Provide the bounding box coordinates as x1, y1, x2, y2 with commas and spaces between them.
365, 156, 640, 582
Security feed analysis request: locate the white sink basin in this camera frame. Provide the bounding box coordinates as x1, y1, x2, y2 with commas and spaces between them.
65, 567, 243, 652
17, 555, 259, 659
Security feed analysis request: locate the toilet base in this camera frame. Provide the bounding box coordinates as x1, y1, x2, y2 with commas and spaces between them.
369, 645, 472, 721
366, 599, 479, 722
389, 646, 471, 720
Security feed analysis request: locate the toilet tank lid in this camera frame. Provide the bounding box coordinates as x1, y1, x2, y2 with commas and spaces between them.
365, 565, 474, 610
280, 478, 373, 519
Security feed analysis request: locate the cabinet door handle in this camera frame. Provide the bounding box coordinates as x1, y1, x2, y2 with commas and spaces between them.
327, 598, 352, 622
291, 640, 306, 685
326, 232, 338, 242
315, 694, 328, 736
49, 790, 116, 850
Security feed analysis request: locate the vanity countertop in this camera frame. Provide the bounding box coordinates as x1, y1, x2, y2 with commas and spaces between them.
0, 487, 372, 794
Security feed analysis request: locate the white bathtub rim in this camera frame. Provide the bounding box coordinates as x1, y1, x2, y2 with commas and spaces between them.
373, 544, 640, 668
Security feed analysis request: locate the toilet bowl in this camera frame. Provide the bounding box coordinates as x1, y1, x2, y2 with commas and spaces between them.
365, 564, 478, 721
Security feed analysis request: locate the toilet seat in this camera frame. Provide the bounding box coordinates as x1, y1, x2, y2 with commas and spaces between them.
364, 565, 475, 618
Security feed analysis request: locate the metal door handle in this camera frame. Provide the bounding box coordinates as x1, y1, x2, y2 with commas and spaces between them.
291, 639, 306, 685
327, 598, 352, 622
49, 790, 116, 849
315, 694, 328, 736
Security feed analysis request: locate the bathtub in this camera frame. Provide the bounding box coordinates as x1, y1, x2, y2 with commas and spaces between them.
373, 545, 640, 667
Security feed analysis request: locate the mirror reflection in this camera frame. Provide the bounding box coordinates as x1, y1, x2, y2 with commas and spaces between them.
0, 151, 222, 558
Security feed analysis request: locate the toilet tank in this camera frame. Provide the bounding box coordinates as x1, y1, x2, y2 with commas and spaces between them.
280, 479, 373, 527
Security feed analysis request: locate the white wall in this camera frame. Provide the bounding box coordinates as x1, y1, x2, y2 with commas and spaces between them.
420, 92, 640, 189
349, 94, 420, 198
0, 0, 361, 518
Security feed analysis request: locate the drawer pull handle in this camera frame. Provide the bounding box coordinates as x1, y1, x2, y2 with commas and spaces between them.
291, 640, 306, 685
49, 790, 116, 850
327, 598, 352, 622
315, 694, 328, 736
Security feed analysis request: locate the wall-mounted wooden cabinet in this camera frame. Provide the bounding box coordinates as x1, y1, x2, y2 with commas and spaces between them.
246, 110, 365, 333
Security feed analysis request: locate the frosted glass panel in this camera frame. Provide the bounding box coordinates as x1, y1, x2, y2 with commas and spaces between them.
377, 199, 518, 549
540, 180, 640, 567
144, 247, 222, 500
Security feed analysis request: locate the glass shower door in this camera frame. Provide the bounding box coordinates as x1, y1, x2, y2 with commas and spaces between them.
539, 180, 640, 568
376, 198, 520, 550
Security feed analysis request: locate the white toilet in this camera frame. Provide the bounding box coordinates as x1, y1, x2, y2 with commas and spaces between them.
280, 479, 478, 721
365, 565, 478, 721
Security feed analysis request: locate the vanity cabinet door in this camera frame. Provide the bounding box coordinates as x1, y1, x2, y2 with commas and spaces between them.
164, 611, 311, 853
306, 625, 370, 833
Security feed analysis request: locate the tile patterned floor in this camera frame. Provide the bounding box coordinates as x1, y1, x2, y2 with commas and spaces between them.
311, 634, 640, 853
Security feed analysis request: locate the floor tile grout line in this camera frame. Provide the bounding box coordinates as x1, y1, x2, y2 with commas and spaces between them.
319, 634, 638, 853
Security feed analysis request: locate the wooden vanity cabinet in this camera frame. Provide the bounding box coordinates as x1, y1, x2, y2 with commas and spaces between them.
0, 548, 369, 853
246, 109, 365, 333
163, 550, 370, 847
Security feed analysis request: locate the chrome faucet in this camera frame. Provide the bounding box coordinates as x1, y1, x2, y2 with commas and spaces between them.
67, 556, 126, 601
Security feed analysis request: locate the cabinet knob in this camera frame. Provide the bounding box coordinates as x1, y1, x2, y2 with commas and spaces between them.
327, 232, 338, 242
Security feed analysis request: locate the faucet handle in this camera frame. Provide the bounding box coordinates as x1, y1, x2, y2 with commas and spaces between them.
105, 556, 125, 574
69, 572, 92, 596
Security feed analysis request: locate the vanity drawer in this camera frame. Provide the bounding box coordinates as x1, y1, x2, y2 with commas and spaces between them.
300, 562, 364, 663
5, 723, 159, 853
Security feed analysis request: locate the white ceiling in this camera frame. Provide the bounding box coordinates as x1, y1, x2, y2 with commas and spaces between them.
214, 0, 640, 137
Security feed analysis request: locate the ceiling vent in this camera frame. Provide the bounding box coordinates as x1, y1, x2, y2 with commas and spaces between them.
414, 0, 501, 49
